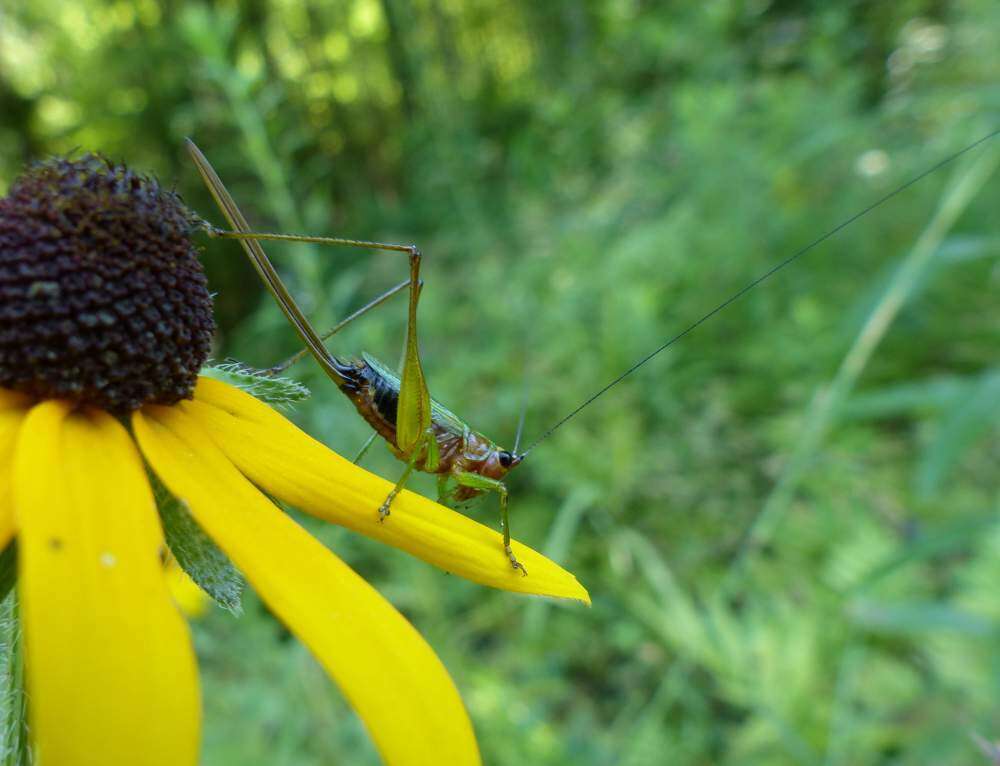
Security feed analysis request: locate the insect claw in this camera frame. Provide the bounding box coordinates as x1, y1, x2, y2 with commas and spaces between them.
505, 545, 527, 576
377, 498, 392, 523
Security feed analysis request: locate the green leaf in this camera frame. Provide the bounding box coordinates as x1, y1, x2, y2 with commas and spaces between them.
847, 599, 994, 636
915, 370, 1000, 498
200, 361, 310, 409
937, 233, 1000, 262
0, 593, 28, 766
844, 374, 972, 419
854, 512, 1000, 593
0, 544, 15, 606
153, 475, 245, 615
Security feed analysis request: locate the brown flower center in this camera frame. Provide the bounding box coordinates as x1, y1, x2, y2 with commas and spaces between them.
0, 156, 215, 413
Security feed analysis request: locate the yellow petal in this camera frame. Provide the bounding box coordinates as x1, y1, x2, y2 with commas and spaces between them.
133, 404, 482, 766
0, 392, 30, 547
13, 401, 200, 766
188, 376, 589, 604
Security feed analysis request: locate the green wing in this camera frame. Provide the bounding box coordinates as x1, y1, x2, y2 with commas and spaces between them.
362, 353, 469, 436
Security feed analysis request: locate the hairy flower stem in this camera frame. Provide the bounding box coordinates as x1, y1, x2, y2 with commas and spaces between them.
0, 593, 29, 766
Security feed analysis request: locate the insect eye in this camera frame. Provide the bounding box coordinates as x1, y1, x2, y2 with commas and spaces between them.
498, 451, 512, 468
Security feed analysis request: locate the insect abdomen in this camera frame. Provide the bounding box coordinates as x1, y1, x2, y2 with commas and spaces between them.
320, 356, 398, 445
333, 356, 466, 472
371, 370, 399, 426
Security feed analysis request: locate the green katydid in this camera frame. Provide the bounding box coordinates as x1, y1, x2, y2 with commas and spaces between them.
187, 140, 529, 574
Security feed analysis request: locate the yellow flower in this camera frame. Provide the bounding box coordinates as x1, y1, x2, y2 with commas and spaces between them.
0, 156, 588, 764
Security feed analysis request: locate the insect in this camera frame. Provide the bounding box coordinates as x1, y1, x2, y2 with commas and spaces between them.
186, 129, 998, 575
186, 140, 530, 574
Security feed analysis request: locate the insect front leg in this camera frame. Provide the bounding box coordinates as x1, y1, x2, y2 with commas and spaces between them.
379, 428, 440, 521
451, 471, 526, 576
353, 432, 379, 465
379, 448, 420, 522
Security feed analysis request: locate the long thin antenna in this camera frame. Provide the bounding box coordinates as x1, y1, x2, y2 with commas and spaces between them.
523, 128, 1000, 454
513, 399, 528, 455
511, 332, 532, 455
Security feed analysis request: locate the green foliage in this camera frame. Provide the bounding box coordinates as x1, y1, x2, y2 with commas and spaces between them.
154, 477, 245, 616
3, 1, 1000, 763
0, 546, 15, 608
201, 361, 311, 409
0, 595, 28, 766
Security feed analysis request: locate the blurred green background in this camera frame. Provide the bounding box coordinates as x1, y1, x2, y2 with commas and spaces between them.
3, 0, 1000, 763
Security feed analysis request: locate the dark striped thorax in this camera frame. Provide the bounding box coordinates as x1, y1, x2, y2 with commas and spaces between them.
328, 353, 523, 485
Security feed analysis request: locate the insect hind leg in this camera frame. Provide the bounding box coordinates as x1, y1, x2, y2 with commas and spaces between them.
268, 278, 411, 375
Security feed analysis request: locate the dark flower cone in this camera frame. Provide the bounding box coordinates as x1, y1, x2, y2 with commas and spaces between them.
0, 156, 214, 412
